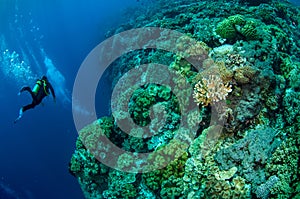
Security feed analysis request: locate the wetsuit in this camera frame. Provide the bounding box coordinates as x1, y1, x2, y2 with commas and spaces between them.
14, 77, 56, 123
20, 79, 55, 112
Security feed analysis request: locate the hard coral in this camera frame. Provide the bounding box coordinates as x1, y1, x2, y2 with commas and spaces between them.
241, 20, 259, 40
142, 141, 188, 192
255, 175, 279, 199
205, 175, 251, 199
266, 137, 299, 198
215, 127, 281, 189
102, 170, 138, 199
216, 14, 260, 41
193, 75, 232, 106
216, 18, 238, 40
69, 139, 109, 199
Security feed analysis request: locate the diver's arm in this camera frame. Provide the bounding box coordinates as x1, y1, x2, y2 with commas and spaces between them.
48, 83, 56, 101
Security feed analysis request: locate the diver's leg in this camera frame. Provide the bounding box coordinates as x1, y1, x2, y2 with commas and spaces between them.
22, 103, 36, 112
19, 86, 38, 102
14, 102, 36, 123
14, 107, 24, 123
19, 86, 31, 94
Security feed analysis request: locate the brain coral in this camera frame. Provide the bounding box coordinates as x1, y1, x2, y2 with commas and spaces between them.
216, 14, 260, 41
216, 18, 237, 39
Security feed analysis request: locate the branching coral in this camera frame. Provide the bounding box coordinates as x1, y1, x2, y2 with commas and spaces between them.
193, 75, 232, 106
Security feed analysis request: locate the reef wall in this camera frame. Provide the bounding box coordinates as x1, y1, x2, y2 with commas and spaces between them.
69, 0, 300, 198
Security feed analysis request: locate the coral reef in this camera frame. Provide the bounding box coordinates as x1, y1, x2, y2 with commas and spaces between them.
142, 149, 188, 197
69, 139, 109, 199
255, 175, 279, 199
215, 127, 281, 188
265, 137, 299, 198
102, 170, 138, 198
69, 0, 300, 198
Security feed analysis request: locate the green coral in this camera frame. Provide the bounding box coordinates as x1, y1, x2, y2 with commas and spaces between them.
142, 140, 188, 192
79, 116, 114, 152
160, 175, 185, 199
129, 84, 179, 127
103, 170, 138, 199
143, 153, 187, 192
216, 18, 238, 39
117, 153, 136, 170
183, 126, 251, 198
279, 53, 295, 78
241, 20, 259, 40
70, 140, 109, 178
279, 54, 300, 89
264, 23, 293, 53
122, 130, 146, 152
283, 89, 300, 126
127, 83, 183, 152
182, 126, 224, 197
216, 14, 261, 41
170, 54, 198, 82
69, 152, 82, 174
228, 14, 246, 26
288, 64, 300, 89
205, 175, 251, 199
69, 139, 109, 199
266, 137, 300, 198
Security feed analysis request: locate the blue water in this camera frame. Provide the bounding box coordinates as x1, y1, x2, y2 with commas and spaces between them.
0, 0, 139, 198
290, 0, 300, 5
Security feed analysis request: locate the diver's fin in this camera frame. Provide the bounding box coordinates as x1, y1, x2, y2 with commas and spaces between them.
14, 117, 20, 124
14, 118, 19, 124
14, 108, 23, 124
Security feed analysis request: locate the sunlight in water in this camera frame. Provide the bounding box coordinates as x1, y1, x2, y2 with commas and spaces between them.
42, 48, 71, 104
0, 35, 38, 86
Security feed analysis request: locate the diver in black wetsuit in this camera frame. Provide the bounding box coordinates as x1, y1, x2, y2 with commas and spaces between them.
14, 75, 56, 123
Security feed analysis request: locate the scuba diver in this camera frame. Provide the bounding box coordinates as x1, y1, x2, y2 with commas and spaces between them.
14, 75, 56, 123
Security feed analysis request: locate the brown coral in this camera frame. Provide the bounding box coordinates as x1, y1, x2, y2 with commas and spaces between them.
193, 75, 232, 106
233, 65, 258, 84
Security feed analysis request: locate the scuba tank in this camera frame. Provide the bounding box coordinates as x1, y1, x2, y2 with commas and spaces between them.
32, 80, 50, 95
32, 80, 42, 95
